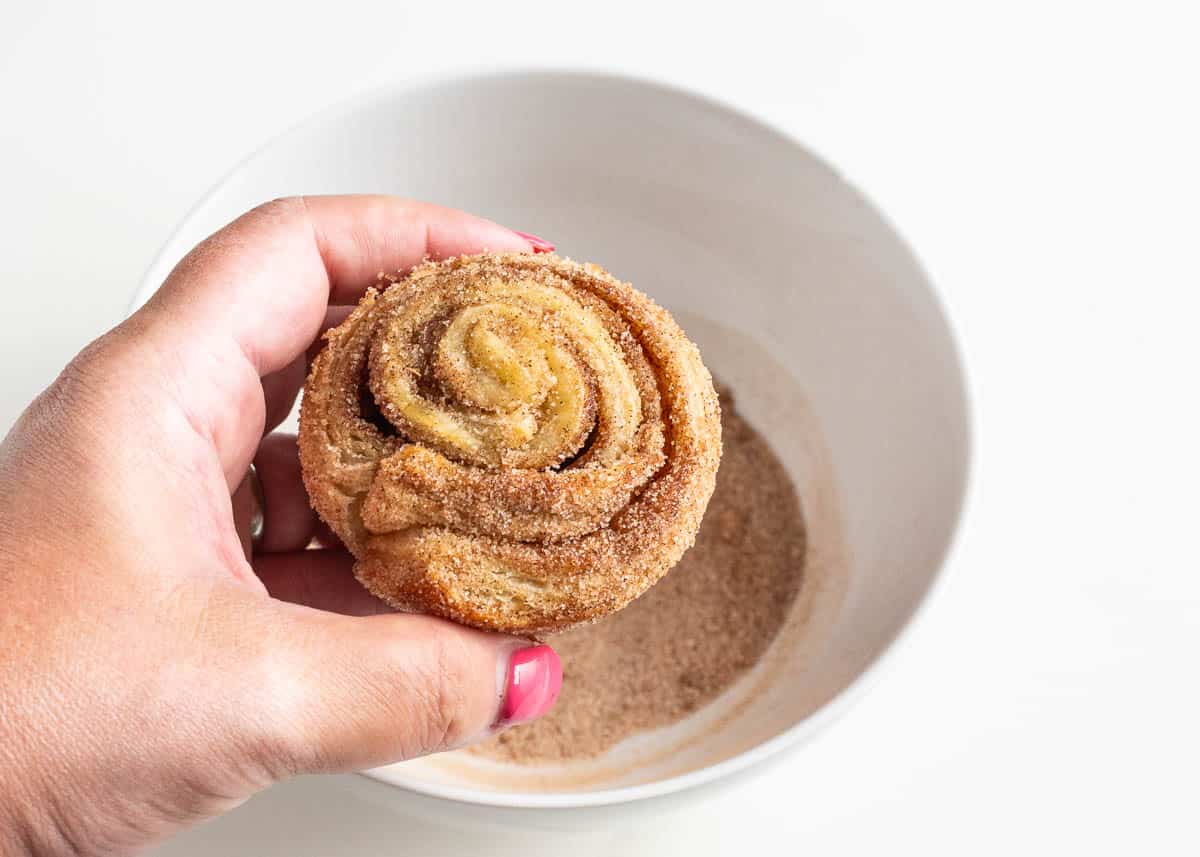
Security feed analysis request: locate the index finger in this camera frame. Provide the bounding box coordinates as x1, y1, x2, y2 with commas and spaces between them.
130, 194, 542, 484
145, 195, 537, 375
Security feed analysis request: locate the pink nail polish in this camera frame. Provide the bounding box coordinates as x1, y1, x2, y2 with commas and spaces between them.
499, 645, 562, 725
513, 230, 556, 253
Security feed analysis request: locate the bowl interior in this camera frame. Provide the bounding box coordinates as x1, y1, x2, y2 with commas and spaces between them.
134, 72, 969, 805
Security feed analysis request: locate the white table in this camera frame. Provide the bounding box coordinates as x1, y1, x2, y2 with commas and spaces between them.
3, 2, 1196, 853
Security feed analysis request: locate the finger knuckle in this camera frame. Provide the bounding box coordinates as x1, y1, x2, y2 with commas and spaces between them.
18, 338, 120, 447
36, 356, 100, 424
407, 632, 472, 754
241, 673, 328, 781
252, 196, 307, 224
252, 713, 319, 781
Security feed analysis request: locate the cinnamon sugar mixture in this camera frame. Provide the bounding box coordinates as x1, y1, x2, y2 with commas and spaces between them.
475, 388, 806, 763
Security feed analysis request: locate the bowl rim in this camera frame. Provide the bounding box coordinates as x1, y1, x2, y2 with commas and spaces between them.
131, 64, 975, 812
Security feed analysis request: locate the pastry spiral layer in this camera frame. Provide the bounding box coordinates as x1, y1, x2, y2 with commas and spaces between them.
299, 252, 721, 634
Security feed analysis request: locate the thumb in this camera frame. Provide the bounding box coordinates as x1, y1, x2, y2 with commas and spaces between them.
255, 607, 561, 775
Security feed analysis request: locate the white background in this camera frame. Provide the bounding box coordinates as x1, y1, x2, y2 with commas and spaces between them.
2, 1, 1198, 854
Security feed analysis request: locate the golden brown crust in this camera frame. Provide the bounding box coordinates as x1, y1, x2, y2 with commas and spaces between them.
298, 252, 722, 634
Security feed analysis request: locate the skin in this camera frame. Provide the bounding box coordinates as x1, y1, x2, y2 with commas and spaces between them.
0, 196, 552, 855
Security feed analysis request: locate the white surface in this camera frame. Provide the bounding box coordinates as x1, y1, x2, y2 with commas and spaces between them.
1, 1, 1197, 854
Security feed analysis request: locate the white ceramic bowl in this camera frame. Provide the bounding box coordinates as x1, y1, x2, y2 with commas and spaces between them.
133, 70, 970, 826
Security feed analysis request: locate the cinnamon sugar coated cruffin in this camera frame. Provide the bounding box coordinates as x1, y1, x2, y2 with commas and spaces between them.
298, 252, 722, 634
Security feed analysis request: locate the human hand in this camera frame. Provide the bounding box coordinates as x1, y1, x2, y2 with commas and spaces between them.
0, 196, 562, 855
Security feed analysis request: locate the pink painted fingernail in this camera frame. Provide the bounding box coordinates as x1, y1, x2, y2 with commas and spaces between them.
499, 645, 562, 725
513, 230, 556, 253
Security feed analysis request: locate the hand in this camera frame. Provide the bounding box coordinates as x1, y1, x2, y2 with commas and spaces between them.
0, 196, 562, 855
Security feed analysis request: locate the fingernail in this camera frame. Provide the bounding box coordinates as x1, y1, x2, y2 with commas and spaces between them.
499, 645, 562, 726
513, 230, 556, 253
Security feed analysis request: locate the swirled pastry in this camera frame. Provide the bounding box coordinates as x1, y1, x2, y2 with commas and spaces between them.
299, 252, 721, 634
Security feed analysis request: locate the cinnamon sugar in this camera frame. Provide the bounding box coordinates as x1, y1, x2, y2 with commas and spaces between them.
475, 387, 805, 763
